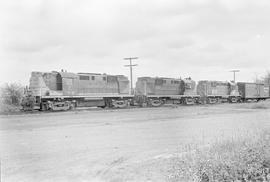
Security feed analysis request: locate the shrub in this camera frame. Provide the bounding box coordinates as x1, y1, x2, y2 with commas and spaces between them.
169, 132, 270, 182
0, 83, 24, 114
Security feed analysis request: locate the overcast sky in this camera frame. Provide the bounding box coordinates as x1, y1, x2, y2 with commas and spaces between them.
1, 0, 270, 85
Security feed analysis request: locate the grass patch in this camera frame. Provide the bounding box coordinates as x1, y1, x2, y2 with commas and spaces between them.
169, 132, 270, 182
247, 100, 270, 109
250, 100, 270, 109
236, 100, 270, 110
0, 103, 21, 114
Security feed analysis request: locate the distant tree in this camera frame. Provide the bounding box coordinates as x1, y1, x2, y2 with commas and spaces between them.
253, 72, 270, 84
263, 71, 270, 85
253, 73, 264, 84
0, 83, 24, 106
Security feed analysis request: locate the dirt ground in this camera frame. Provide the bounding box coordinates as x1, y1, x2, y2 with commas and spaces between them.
1, 104, 270, 182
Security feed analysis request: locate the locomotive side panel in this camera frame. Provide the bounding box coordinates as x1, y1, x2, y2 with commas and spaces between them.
76, 74, 129, 95
135, 77, 155, 95
104, 75, 119, 94
116, 75, 130, 94
77, 74, 118, 95
62, 78, 77, 95
57, 72, 78, 96
154, 78, 181, 95
197, 81, 231, 97
217, 84, 230, 96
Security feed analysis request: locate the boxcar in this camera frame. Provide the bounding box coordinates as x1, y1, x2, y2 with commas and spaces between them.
237, 82, 270, 101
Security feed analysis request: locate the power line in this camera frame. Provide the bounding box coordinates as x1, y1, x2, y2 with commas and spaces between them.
124, 57, 138, 94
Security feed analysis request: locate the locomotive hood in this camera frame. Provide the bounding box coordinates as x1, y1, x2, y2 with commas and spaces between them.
57, 72, 77, 79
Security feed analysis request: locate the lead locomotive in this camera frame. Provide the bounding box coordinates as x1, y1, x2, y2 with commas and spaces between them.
22, 71, 132, 111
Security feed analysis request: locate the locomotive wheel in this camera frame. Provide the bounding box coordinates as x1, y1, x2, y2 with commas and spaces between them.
49, 101, 71, 111
112, 100, 127, 108
22, 105, 35, 111
40, 102, 49, 111
207, 97, 217, 104
150, 99, 163, 107
69, 103, 75, 110
184, 98, 195, 105
230, 97, 237, 103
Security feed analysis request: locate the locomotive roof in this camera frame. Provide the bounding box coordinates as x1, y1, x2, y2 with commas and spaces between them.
237, 82, 265, 85
138, 76, 182, 80
77, 72, 103, 75
199, 80, 229, 83
78, 72, 126, 76
157, 77, 181, 80
58, 72, 77, 78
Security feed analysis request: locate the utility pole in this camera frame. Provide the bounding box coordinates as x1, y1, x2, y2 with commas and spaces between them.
230, 70, 240, 83
124, 57, 138, 94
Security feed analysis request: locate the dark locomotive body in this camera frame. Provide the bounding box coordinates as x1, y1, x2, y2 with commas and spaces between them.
135, 77, 199, 106
197, 80, 240, 103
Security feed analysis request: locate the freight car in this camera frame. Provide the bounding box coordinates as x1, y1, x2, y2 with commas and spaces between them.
22, 71, 132, 111
237, 82, 270, 102
197, 80, 241, 104
135, 77, 200, 106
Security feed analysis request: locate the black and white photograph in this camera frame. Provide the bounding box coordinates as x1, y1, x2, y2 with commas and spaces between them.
1, 0, 270, 181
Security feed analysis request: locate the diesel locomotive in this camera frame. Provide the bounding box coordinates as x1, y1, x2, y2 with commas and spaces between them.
22, 71, 132, 111
197, 80, 240, 104
135, 77, 199, 106
21, 70, 270, 111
